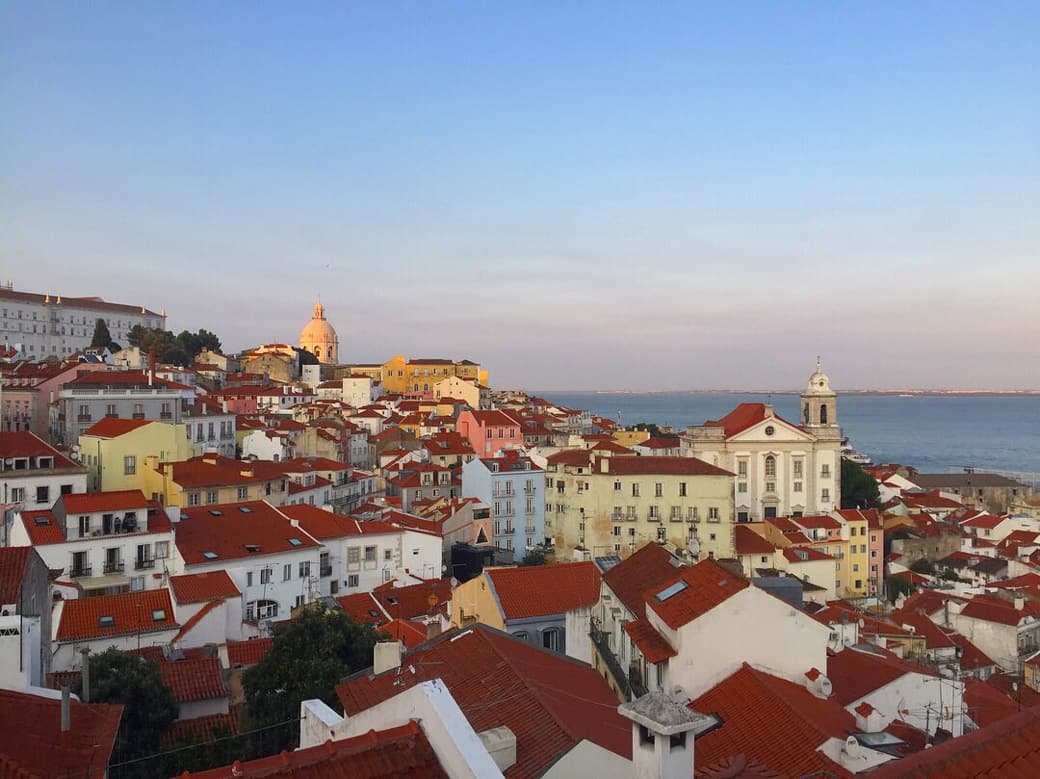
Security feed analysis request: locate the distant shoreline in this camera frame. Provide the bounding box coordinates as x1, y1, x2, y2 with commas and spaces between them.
529, 389, 1040, 397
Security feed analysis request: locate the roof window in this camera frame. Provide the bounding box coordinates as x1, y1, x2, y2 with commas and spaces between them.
99, 615, 115, 628
245, 544, 261, 553
655, 580, 689, 601
202, 551, 219, 559
239, 506, 252, 513
152, 609, 167, 621
33, 516, 50, 526
288, 538, 302, 546
209, 510, 223, 516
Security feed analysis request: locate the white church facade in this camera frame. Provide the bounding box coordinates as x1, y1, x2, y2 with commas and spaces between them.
681, 361, 842, 521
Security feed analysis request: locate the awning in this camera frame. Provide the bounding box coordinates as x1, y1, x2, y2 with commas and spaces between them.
80, 574, 129, 590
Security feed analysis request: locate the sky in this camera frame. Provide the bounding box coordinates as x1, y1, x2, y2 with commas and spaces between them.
2, 2, 1037, 391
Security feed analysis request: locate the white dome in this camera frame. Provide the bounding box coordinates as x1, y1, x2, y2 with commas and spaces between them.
805, 358, 833, 395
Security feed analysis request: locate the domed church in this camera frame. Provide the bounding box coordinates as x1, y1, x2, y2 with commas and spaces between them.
299, 300, 339, 363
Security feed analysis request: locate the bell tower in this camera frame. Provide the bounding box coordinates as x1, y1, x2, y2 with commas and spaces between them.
801, 357, 840, 440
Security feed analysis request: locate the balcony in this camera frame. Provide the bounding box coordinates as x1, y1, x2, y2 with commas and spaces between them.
103, 560, 125, 574
525, 525, 536, 534
135, 558, 155, 571
524, 486, 535, 495
77, 414, 92, 423
646, 512, 661, 522
70, 564, 92, 578
132, 413, 145, 420
160, 412, 173, 420
589, 621, 646, 701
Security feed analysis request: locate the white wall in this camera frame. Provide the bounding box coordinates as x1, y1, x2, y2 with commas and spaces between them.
565, 605, 594, 664
844, 668, 965, 737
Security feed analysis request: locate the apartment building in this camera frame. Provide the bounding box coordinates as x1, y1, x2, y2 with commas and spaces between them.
461, 452, 545, 557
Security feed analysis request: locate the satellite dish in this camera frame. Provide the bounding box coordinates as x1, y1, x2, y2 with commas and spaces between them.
845, 736, 861, 758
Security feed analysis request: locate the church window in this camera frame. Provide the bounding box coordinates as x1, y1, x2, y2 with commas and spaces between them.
764, 456, 776, 477
820, 404, 828, 424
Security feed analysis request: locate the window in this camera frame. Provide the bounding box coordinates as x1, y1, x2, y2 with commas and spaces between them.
822, 488, 831, 502
295, 595, 305, 608
155, 541, 169, 559
299, 561, 310, 578
737, 461, 748, 477
206, 490, 218, 504
237, 486, 248, 500
655, 482, 663, 497
35, 485, 49, 505
737, 511, 749, 522
679, 482, 687, 497
613, 526, 621, 536
632, 483, 640, 497
542, 628, 560, 652
130, 576, 145, 592
247, 571, 254, 587
614, 480, 622, 492
364, 546, 377, 562
283, 564, 292, 581
187, 492, 200, 506
260, 568, 271, 584
764, 456, 776, 477
78, 515, 90, 538
347, 574, 359, 587
794, 481, 802, 493
821, 464, 831, 478
708, 507, 720, 521
123, 455, 136, 476
765, 482, 775, 493
793, 460, 803, 478
106, 403, 117, 416
384, 549, 392, 561
347, 547, 360, 564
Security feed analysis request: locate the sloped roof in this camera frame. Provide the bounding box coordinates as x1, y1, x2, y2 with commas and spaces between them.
869, 704, 1040, 778
60, 489, 149, 514
624, 617, 677, 663
158, 657, 227, 703
81, 417, 154, 438
169, 571, 240, 604
374, 579, 452, 621
702, 403, 802, 439
827, 645, 935, 705
736, 525, 776, 555
183, 720, 446, 778
600, 455, 732, 477
56, 589, 178, 642
0, 689, 122, 779
0, 547, 33, 605
226, 638, 273, 668
486, 561, 600, 620
960, 595, 1033, 626
0, 431, 79, 468
337, 625, 630, 778
690, 663, 856, 779
602, 542, 685, 618
645, 558, 749, 630
175, 501, 319, 564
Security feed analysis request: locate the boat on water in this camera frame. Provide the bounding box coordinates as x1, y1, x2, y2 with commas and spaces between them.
841, 437, 873, 466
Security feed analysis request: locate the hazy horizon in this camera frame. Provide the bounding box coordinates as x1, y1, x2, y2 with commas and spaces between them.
3, 3, 1037, 391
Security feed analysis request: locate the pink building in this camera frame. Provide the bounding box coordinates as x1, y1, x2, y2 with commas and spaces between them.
1, 361, 109, 437
456, 409, 522, 458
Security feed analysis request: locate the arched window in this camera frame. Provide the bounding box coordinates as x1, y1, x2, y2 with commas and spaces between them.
314, 347, 321, 359
513, 631, 528, 640
820, 404, 828, 424
803, 405, 810, 425
764, 455, 776, 477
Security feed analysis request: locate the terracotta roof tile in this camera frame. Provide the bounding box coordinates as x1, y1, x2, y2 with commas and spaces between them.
645, 558, 749, 630
827, 645, 934, 705
334, 593, 389, 625
60, 489, 150, 514
0, 431, 79, 468
735, 526, 776, 555
56, 589, 178, 642
623, 617, 676, 663
169, 571, 240, 604
601, 455, 733, 477
486, 561, 600, 620
336, 625, 630, 779
0, 689, 122, 779
960, 596, 1029, 627
81, 417, 154, 438
159, 657, 227, 703
601, 542, 685, 618
373, 579, 451, 621
174, 501, 319, 565
690, 663, 855, 778
185, 720, 446, 778
160, 709, 240, 748
226, 638, 273, 668
0, 547, 33, 605
382, 618, 430, 649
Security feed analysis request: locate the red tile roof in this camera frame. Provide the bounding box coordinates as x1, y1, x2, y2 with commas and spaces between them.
81, 417, 154, 438
336, 626, 630, 778
946, 632, 996, 671
161, 708, 240, 748
382, 618, 430, 649
890, 611, 957, 650
782, 546, 834, 563
334, 593, 389, 625
735, 525, 776, 555
0, 688, 122, 779
486, 561, 601, 620
645, 558, 749, 630
183, 720, 446, 778
56, 589, 178, 642
0, 547, 33, 605
960, 513, 1008, 529
792, 514, 843, 530
373, 579, 452, 621
690, 663, 855, 778
169, 571, 240, 604
870, 705, 1040, 778
174, 501, 319, 564
461, 409, 520, 427
226, 638, 273, 668
60, 489, 149, 514
702, 403, 803, 439
827, 645, 935, 705
602, 542, 686, 618
600, 455, 733, 477
159, 657, 227, 703
0, 431, 79, 468
624, 617, 677, 663
960, 595, 1031, 626
963, 678, 1021, 727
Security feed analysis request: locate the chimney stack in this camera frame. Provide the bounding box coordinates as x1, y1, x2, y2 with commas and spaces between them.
373, 641, 403, 675
79, 648, 91, 703
148, 348, 156, 387
60, 686, 71, 732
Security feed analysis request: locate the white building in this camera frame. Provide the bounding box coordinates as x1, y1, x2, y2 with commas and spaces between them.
0, 433, 88, 543
0, 283, 165, 360
681, 360, 842, 521
9, 490, 174, 597
171, 500, 323, 630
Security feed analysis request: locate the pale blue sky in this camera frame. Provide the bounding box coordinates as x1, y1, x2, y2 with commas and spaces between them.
2, 2, 1037, 390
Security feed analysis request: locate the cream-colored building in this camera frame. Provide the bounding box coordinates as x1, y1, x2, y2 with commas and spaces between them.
77, 418, 192, 492
544, 452, 735, 561
681, 361, 842, 521
299, 300, 339, 364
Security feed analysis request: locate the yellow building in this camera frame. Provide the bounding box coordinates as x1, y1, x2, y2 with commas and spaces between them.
452, 570, 508, 631
78, 418, 192, 492
612, 429, 651, 448
380, 356, 488, 395
842, 512, 870, 598
142, 454, 290, 508
544, 451, 735, 562
299, 300, 339, 364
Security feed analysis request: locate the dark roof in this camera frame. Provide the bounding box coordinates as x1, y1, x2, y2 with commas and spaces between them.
912, 472, 1025, 488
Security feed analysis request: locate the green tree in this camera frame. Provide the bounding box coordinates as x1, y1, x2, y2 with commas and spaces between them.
521, 548, 546, 566
90, 318, 114, 349
909, 557, 935, 575
629, 421, 663, 437
242, 602, 386, 754
159, 343, 192, 367
73, 648, 177, 765
840, 457, 881, 509
888, 576, 915, 604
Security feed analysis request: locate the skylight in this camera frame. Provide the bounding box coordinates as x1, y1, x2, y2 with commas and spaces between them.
288, 538, 302, 546
33, 517, 50, 526
239, 506, 252, 513
655, 581, 689, 601
209, 510, 223, 516
99, 616, 115, 628
245, 544, 260, 553
152, 609, 167, 621
202, 551, 219, 559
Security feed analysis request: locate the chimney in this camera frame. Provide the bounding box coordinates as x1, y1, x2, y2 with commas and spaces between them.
804, 668, 832, 699
373, 640, 403, 675
426, 619, 442, 642
1014, 596, 1025, 611
854, 701, 884, 732
599, 458, 609, 474
764, 404, 775, 417
61, 686, 71, 732
618, 688, 711, 779
79, 648, 91, 703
